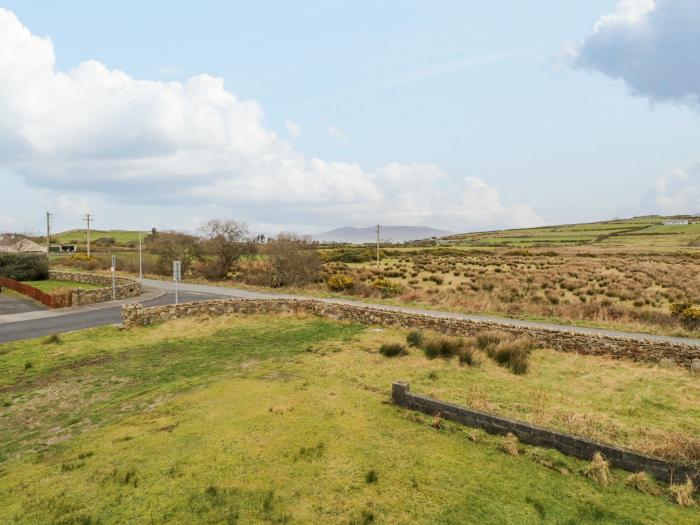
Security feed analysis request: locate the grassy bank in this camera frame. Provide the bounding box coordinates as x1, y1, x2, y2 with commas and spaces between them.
0, 314, 696, 523
23, 279, 102, 292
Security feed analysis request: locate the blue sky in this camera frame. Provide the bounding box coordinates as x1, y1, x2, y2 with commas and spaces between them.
1, 1, 699, 235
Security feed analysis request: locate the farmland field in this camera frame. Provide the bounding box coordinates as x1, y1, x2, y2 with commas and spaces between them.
0, 314, 697, 523
443, 217, 700, 249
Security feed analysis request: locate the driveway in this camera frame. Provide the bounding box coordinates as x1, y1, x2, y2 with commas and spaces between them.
0, 290, 48, 315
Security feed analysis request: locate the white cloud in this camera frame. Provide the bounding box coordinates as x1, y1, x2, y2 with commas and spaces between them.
0, 8, 542, 232
646, 162, 700, 214
285, 118, 301, 139
570, 0, 700, 107
325, 123, 346, 140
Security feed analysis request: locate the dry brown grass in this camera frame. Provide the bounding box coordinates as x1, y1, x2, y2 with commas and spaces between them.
670, 477, 697, 507
331, 250, 700, 336
582, 452, 614, 486
624, 472, 661, 496
500, 432, 520, 456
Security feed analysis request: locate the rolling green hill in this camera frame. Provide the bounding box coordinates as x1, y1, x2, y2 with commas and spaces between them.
51, 229, 149, 247
444, 216, 700, 249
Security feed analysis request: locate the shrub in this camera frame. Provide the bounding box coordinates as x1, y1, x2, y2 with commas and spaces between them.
670, 301, 700, 328
265, 233, 321, 287
378, 343, 407, 358
406, 330, 424, 347
326, 273, 355, 292
371, 279, 404, 297
582, 452, 613, 486
427, 274, 444, 285
0, 253, 48, 281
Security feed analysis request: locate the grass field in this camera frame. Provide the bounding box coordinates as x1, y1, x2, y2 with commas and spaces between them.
0, 314, 696, 523
443, 217, 700, 248
23, 279, 102, 292
51, 229, 148, 247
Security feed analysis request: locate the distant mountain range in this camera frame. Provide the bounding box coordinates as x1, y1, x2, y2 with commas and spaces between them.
314, 226, 454, 244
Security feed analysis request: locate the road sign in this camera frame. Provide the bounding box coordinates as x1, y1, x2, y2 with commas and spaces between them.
173, 261, 181, 305
111, 255, 116, 300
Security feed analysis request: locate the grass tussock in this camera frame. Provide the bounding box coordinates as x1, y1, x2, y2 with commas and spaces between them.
43, 333, 63, 345
378, 342, 407, 358
670, 477, 696, 507
405, 330, 424, 348
500, 432, 520, 456
624, 472, 661, 496
582, 452, 614, 486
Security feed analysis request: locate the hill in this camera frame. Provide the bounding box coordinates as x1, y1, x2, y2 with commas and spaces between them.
445, 215, 700, 249
51, 229, 149, 247
315, 225, 453, 244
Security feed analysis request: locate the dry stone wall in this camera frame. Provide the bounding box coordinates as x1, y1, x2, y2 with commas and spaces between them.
121, 297, 700, 368
392, 382, 698, 484
50, 270, 141, 306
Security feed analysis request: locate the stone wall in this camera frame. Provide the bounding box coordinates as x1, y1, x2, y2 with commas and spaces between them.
392, 382, 697, 484
50, 270, 141, 306
120, 297, 700, 368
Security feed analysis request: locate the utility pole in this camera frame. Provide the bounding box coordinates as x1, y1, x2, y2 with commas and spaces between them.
376, 224, 380, 268
46, 212, 52, 263
138, 231, 143, 282
82, 214, 93, 257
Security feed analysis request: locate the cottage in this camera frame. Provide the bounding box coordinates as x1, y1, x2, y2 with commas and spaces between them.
0, 235, 47, 253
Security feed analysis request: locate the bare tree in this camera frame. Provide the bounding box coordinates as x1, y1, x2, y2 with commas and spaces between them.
266, 233, 321, 287
149, 231, 202, 275
200, 219, 254, 279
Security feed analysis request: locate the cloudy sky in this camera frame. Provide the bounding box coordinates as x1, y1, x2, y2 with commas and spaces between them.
1, 1, 699, 235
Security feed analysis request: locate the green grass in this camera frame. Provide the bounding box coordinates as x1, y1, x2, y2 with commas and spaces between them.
22, 279, 102, 292
445, 216, 700, 248
0, 314, 696, 523
52, 229, 149, 247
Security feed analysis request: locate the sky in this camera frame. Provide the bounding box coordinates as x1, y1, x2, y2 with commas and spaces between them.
1, 0, 699, 236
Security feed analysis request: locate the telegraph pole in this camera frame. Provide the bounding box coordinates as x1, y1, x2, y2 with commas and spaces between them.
82, 214, 93, 256
376, 224, 380, 268
46, 212, 52, 262
138, 231, 143, 282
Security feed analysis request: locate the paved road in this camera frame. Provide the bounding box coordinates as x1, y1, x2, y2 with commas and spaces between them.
1, 277, 699, 347
0, 289, 224, 343
141, 279, 700, 347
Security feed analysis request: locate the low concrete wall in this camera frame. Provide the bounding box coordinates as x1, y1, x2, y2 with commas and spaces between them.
121, 297, 700, 368
392, 382, 697, 484
50, 270, 141, 306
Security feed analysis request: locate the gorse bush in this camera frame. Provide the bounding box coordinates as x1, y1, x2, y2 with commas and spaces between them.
371, 279, 404, 298
326, 274, 355, 292
0, 253, 48, 281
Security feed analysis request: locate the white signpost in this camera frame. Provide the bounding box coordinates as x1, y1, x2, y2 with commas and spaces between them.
173, 260, 181, 305
111, 255, 116, 301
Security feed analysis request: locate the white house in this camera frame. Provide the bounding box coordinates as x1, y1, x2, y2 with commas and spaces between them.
663, 219, 689, 226
0, 235, 47, 253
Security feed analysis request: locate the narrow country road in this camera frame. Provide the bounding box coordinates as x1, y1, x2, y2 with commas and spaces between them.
1, 277, 699, 347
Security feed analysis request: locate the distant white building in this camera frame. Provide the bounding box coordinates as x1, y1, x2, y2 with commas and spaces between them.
663, 219, 689, 226
0, 235, 47, 253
